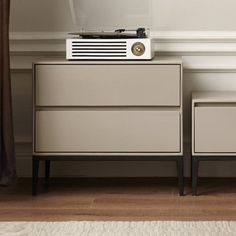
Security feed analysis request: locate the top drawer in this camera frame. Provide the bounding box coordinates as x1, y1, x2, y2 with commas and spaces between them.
35, 64, 180, 106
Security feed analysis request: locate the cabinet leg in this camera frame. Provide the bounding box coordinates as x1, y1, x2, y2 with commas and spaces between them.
32, 156, 39, 196
192, 156, 199, 196
45, 160, 50, 179
177, 158, 184, 196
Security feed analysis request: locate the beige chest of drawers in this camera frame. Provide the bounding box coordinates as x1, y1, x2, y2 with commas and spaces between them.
192, 92, 236, 195
32, 57, 184, 195
192, 92, 236, 155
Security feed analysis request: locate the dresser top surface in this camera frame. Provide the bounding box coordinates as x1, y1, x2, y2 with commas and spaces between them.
192, 91, 236, 103
33, 56, 182, 65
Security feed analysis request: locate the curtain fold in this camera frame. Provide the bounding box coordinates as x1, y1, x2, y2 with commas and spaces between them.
0, 0, 16, 185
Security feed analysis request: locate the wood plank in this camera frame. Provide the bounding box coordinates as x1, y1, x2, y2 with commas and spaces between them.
1, 178, 236, 221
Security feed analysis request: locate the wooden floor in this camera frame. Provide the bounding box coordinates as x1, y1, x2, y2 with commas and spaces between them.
1, 178, 236, 221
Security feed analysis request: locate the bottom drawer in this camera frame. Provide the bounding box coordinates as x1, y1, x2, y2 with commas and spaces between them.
194, 106, 236, 153
35, 110, 180, 153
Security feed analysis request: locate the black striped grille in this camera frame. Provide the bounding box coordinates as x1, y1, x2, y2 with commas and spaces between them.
71, 41, 127, 58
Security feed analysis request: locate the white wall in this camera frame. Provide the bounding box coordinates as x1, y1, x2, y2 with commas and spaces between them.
10, 0, 74, 32
9, 0, 236, 177
153, 0, 236, 31
10, 0, 236, 31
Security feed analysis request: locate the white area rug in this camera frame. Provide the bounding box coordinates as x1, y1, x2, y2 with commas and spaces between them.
0, 221, 236, 236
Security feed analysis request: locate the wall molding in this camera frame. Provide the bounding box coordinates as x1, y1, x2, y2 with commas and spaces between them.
152, 31, 236, 42
10, 31, 236, 52
9, 31, 236, 72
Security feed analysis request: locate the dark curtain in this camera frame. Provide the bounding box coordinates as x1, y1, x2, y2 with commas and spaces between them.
0, 0, 16, 185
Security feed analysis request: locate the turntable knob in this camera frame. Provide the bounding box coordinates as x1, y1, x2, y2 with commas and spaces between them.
131, 42, 145, 56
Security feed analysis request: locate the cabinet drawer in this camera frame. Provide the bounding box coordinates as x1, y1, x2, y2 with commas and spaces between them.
35, 65, 180, 106
194, 106, 236, 153
35, 110, 180, 153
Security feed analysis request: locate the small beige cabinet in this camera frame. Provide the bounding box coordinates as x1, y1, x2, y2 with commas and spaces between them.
32, 57, 183, 195
192, 92, 236, 195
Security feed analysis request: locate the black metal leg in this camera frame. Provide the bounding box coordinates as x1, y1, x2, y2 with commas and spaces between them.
32, 156, 39, 196
192, 156, 199, 196
177, 158, 184, 196
45, 160, 50, 179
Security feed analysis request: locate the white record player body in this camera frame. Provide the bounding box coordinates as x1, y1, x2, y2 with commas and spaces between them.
66, 37, 154, 60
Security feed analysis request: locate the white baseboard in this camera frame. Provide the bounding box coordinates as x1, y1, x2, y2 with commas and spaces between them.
15, 140, 236, 178
15, 141, 183, 178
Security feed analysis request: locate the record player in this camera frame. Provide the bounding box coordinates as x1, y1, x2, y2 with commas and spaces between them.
66, 0, 154, 60
66, 28, 154, 60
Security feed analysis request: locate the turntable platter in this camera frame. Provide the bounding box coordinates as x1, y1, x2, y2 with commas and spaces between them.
69, 28, 147, 39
